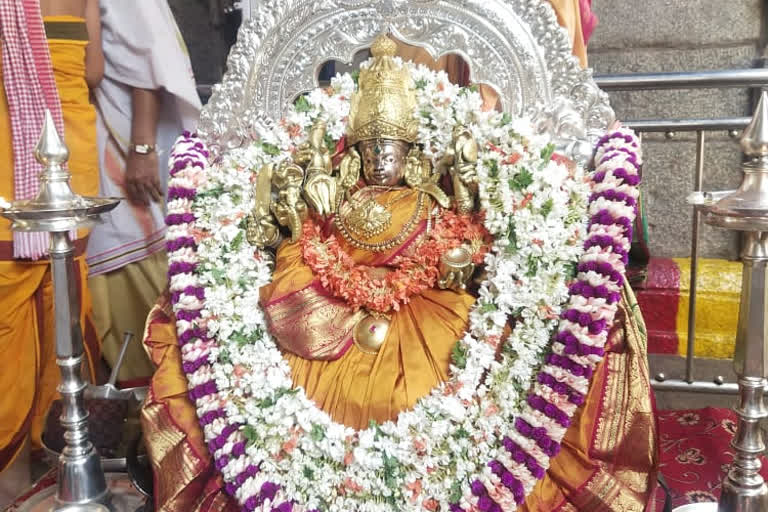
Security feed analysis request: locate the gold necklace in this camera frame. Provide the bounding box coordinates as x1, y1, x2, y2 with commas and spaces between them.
335, 189, 426, 252
340, 187, 411, 239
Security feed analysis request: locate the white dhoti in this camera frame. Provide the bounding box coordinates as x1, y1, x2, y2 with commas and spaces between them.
87, 0, 201, 382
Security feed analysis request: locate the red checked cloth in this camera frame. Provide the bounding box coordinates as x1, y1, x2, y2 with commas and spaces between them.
0, 0, 66, 259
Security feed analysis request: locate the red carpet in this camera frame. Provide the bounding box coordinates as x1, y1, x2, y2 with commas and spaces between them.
650, 407, 768, 509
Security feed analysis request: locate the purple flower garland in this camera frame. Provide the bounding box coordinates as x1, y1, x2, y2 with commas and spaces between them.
455, 128, 642, 511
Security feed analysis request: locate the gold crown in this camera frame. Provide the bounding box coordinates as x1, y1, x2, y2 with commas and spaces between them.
347, 34, 419, 145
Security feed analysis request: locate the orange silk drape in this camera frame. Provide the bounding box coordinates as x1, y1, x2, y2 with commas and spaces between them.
261, 190, 476, 429
522, 286, 658, 510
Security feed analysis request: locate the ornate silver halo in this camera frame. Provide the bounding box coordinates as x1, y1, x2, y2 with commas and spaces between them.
198, 0, 615, 161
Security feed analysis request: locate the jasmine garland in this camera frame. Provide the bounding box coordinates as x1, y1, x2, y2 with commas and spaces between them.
164, 63, 641, 512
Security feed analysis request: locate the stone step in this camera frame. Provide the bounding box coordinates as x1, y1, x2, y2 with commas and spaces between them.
634, 257, 742, 358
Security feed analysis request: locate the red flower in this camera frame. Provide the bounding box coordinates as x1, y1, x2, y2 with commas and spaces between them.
299, 211, 490, 314
422, 498, 439, 511
406, 480, 422, 503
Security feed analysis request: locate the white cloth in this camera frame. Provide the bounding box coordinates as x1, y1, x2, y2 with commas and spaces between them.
1, 0, 66, 259
87, 0, 201, 276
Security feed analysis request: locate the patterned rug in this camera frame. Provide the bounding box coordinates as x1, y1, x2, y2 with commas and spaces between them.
650, 407, 768, 510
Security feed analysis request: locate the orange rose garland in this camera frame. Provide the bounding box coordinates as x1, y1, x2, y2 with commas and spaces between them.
300, 210, 491, 314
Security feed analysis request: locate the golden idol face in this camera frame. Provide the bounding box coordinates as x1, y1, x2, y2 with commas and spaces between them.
359, 139, 410, 186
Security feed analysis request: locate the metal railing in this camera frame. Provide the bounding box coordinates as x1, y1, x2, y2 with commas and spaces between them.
595, 68, 768, 395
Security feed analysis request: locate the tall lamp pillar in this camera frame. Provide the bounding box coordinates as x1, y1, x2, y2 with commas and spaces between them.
721, 230, 768, 510
50, 231, 108, 506
0, 111, 119, 509
699, 90, 768, 512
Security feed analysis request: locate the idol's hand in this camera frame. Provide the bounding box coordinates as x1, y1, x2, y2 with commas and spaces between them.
304, 173, 337, 217
437, 246, 475, 291
437, 263, 475, 291
293, 144, 313, 167
272, 199, 307, 243
457, 162, 479, 186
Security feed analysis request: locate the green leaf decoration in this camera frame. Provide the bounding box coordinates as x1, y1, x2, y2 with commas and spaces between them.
261, 142, 281, 156
243, 425, 258, 446
196, 185, 224, 198
231, 231, 244, 251
231, 331, 250, 347
506, 221, 518, 254
295, 95, 311, 113
541, 198, 554, 218
485, 159, 499, 179
480, 302, 498, 313
526, 255, 539, 277
324, 133, 337, 153
452, 343, 468, 369
449, 481, 463, 503
310, 424, 326, 442
509, 168, 533, 191
540, 142, 556, 162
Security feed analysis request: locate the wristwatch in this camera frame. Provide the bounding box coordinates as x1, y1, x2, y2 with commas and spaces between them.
130, 143, 156, 155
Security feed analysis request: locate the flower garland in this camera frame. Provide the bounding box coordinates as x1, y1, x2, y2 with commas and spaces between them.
301, 210, 490, 313
164, 60, 642, 512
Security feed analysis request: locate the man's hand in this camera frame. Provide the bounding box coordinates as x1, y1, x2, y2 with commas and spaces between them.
124, 151, 162, 206
126, 87, 162, 206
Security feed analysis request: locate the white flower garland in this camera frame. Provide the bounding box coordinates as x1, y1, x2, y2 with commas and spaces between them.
164, 62, 642, 512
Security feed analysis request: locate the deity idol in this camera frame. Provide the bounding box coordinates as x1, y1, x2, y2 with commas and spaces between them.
252, 36, 488, 428
141, 33, 659, 512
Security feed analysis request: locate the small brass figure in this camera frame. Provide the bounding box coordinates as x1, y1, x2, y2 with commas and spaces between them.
246, 163, 282, 248
437, 124, 479, 213
297, 119, 337, 216
271, 161, 308, 242
437, 246, 475, 291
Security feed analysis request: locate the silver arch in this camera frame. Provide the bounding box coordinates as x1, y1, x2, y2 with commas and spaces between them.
198, 0, 615, 159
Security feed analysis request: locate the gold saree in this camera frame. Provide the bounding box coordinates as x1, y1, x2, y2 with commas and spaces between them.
522, 286, 658, 511
140, 284, 657, 512
261, 189, 475, 429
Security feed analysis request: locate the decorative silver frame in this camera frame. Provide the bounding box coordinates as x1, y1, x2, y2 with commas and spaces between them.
198, 0, 615, 160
